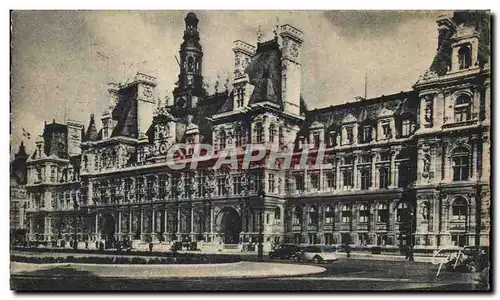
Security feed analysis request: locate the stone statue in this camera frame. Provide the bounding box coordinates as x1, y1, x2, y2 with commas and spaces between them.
371, 127, 377, 141
336, 133, 341, 146
421, 202, 429, 220
423, 154, 431, 173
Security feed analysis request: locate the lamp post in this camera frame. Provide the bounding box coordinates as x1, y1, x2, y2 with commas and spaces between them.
257, 189, 265, 262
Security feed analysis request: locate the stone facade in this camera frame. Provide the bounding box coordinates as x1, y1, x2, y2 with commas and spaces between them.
24, 11, 490, 251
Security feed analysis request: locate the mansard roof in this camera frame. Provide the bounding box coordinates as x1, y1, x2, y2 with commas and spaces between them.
110, 84, 138, 138
300, 91, 417, 134
245, 37, 282, 107
84, 114, 99, 141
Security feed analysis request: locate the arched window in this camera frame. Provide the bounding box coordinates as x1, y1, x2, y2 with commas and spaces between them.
454, 95, 472, 122
341, 205, 352, 223
458, 45, 472, 70
219, 130, 226, 150
308, 206, 318, 225
324, 205, 334, 224
255, 122, 264, 144
397, 202, 411, 222
293, 205, 302, 225
452, 147, 470, 181
359, 204, 369, 223
377, 203, 389, 223
452, 197, 468, 221
269, 124, 276, 143
187, 56, 194, 73
274, 206, 281, 222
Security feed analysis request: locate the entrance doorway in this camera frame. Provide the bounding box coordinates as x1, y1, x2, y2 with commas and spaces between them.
100, 213, 116, 248
217, 207, 241, 244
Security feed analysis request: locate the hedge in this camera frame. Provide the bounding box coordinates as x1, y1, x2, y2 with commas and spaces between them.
10, 253, 241, 265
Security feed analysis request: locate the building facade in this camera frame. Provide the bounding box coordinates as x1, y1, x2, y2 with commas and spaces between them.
23, 11, 490, 251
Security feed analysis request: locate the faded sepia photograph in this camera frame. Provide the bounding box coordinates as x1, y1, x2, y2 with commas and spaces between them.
9, 10, 491, 291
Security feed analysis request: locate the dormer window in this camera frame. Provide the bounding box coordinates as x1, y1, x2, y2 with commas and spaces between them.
235, 127, 243, 147
313, 133, 320, 148
381, 120, 391, 139
219, 130, 226, 150
103, 121, 109, 138
363, 125, 372, 143
345, 126, 354, 145
401, 119, 411, 137
458, 45, 472, 70
255, 122, 264, 144
454, 95, 472, 122
236, 87, 244, 108
269, 124, 276, 143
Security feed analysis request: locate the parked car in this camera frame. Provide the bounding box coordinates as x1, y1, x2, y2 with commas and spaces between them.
269, 244, 301, 259
294, 245, 339, 263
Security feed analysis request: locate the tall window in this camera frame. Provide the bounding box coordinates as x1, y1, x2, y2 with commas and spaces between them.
313, 133, 320, 148
360, 169, 371, 190
452, 147, 470, 181
397, 202, 411, 222
268, 173, 275, 193
379, 167, 389, 189
341, 205, 352, 223
458, 45, 472, 70
309, 206, 318, 225
310, 174, 319, 190
359, 204, 369, 223
235, 127, 243, 147
345, 126, 354, 144
293, 206, 302, 225
274, 207, 281, 223
454, 95, 472, 122
295, 174, 304, 193
233, 175, 242, 195
255, 122, 264, 144
236, 87, 245, 108
452, 198, 467, 221
219, 130, 226, 150
50, 166, 56, 182
343, 170, 353, 188
326, 172, 336, 190
269, 124, 276, 143
363, 125, 372, 143
398, 164, 411, 187
377, 203, 389, 223
103, 121, 109, 138
217, 178, 225, 196
381, 120, 391, 139
197, 174, 205, 197
401, 119, 411, 137
324, 205, 334, 224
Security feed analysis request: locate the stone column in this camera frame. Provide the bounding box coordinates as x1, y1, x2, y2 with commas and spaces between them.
371, 153, 377, 189
389, 149, 397, 188
140, 209, 144, 241
163, 205, 168, 242
118, 211, 122, 239
190, 205, 195, 241
210, 206, 215, 241
95, 212, 99, 240
29, 217, 34, 237
177, 206, 181, 235
128, 209, 132, 239
152, 207, 156, 242
481, 133, 490, 182
335, 158, 341, 190
353, 155, 359, 190
472, 137, 478, 180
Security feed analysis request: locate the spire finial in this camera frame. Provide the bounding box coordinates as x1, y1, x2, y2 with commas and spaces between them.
273, 17, 280, 38
257, 25, 263, 42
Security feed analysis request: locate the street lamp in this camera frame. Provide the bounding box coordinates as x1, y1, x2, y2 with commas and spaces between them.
257, 189, 265, 262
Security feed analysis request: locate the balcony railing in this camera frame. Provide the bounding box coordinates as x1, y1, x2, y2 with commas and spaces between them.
307, 224, 318, 231
357, 223, 369, 231
322, 224, 334, 231
442, 119, 478, 129
338, 223, 352, 231
449, 221, 467, 231
375, 223, 389, 231
292, 224, 302, 232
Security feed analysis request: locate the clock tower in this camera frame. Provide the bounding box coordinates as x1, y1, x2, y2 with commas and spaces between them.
173, 12, 206, 109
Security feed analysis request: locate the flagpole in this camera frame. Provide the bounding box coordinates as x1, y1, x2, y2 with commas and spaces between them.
364, 73, 368, 100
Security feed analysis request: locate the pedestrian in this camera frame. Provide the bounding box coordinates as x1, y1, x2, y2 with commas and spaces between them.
408, 244, 415, 262
149, 242, 154, 252
345, 243, 351, 258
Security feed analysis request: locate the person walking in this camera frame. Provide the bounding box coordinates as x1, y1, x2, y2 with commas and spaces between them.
345, 243, 351, 258
408, 244, 415, 262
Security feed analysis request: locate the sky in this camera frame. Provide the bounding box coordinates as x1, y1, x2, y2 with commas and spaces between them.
10, 10, 450, 158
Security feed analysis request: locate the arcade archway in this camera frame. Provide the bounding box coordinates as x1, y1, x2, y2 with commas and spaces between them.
100, 213, 116, 247
217, 207, 241, 244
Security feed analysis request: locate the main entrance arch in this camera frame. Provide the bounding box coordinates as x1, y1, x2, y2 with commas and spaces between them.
216, 207, 241, 244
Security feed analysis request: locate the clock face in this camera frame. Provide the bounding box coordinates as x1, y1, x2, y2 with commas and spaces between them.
57, 142, 65, 151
